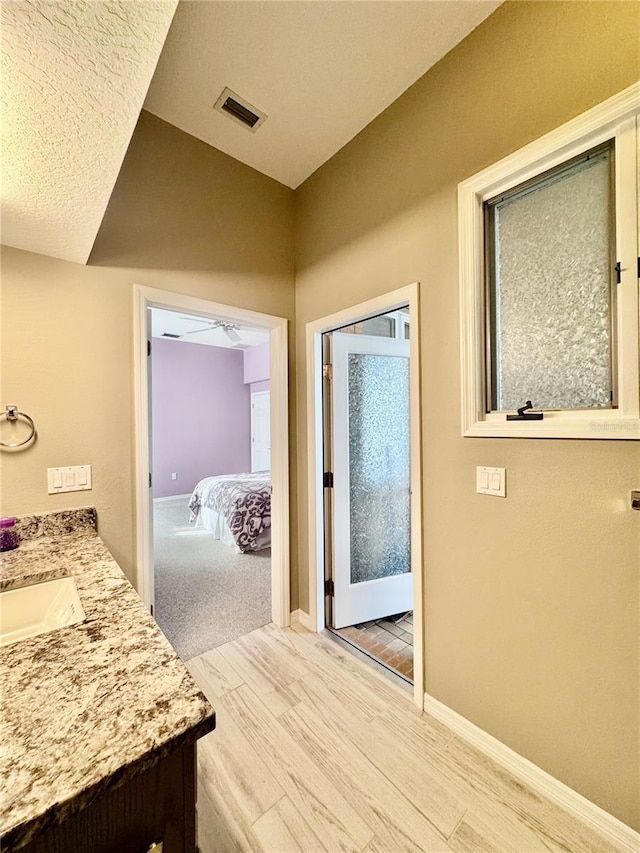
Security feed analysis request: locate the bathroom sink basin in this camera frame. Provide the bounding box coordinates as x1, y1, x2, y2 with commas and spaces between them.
0, 576, 86, 647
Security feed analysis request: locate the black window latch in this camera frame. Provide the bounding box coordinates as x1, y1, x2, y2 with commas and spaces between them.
506, 400, 544, 421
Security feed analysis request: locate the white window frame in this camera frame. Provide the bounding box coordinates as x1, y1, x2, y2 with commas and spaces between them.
459, 83, 640, 439
391, 309, 410, 340
346, 310, 406, 339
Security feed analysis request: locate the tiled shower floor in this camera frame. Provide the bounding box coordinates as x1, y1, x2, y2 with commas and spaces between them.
332, 612, 413, 681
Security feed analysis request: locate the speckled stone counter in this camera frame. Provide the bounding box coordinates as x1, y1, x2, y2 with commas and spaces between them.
0, 508, 216, 851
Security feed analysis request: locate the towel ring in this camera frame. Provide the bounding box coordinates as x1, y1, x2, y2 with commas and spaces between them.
0, 405, 36, 448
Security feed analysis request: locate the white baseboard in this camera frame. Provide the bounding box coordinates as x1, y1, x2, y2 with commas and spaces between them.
423, 693, 639, 853
290, 609, 311, 630
153, 493, 192, 503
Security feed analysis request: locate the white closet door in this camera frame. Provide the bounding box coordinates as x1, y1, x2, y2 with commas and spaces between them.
251, 391, 271, 472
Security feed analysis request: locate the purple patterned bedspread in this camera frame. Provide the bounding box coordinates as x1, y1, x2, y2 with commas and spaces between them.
188, 472, 271, 553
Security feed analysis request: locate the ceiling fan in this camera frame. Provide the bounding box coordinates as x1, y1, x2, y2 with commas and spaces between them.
178, 318, 242, 343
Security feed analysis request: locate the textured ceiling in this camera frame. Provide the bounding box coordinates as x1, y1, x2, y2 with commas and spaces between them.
1, 0, 503, 264
1, 0, 177, 264
144, 0, 502, 188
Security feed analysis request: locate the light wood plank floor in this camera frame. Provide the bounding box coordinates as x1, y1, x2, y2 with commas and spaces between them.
187, 625, 622, 853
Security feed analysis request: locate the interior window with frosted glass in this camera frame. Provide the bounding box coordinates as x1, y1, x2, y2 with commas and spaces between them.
484, 141, 616, 412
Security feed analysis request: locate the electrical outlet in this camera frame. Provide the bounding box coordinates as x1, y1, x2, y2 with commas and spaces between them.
171, 473, 177, 480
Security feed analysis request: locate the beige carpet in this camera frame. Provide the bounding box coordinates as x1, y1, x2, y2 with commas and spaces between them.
153, 497, 271, 661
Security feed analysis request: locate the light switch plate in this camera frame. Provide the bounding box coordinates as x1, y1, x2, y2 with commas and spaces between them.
476, 466, 506, 497
48, 465, 92, 494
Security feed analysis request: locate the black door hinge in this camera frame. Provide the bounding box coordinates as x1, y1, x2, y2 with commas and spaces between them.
147, 340, 151, 357
149, 472, 152, 488
324, 578, 334, 597
614, 261, 622, 284
637, 257, 640, 279
323, 472, 334, 488
150, 603, 154, 617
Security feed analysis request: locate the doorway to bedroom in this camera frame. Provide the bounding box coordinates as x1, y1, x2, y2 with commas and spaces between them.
133, 285, 290, 665
149, 308, 273, 660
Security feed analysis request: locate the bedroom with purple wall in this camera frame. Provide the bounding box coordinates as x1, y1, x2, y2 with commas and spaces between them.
152, 338, 252, 498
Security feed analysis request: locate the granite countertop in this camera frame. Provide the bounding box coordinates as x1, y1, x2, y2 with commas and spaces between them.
0, 508, 216, 851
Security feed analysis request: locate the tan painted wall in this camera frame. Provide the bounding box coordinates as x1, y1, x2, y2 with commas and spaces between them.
294, 0, 640, 830
1, 111, 296, 594
2, 0, 639, 833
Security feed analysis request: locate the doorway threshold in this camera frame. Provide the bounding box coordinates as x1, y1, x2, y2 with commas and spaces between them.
325, 621, 414, 689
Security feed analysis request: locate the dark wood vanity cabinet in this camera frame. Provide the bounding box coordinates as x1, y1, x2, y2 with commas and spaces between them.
16, 742, 197, 853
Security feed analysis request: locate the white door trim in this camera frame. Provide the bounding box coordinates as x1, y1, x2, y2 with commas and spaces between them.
305, 283, 424, 707
133, 284, 290, 627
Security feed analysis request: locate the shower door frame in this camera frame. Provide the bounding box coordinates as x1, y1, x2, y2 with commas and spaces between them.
306, 282, 424, 707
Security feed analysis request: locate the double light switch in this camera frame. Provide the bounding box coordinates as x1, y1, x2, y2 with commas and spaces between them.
476, 466, 506, 497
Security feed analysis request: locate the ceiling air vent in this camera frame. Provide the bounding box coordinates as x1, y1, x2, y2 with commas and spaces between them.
214, 87, 267, 133
162, 332, 182, 339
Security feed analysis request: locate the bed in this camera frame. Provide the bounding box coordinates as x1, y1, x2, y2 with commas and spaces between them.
188, 472, 271, 553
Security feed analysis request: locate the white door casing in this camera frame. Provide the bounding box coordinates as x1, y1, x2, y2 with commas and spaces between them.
331, 332, 412, 628
305, 282, 423, 708
251, 391, 271, 472
145, 308, 155, 608
133, 285, 290, 627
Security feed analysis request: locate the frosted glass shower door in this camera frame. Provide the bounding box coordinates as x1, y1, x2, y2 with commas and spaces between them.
331, 332, 412, 629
